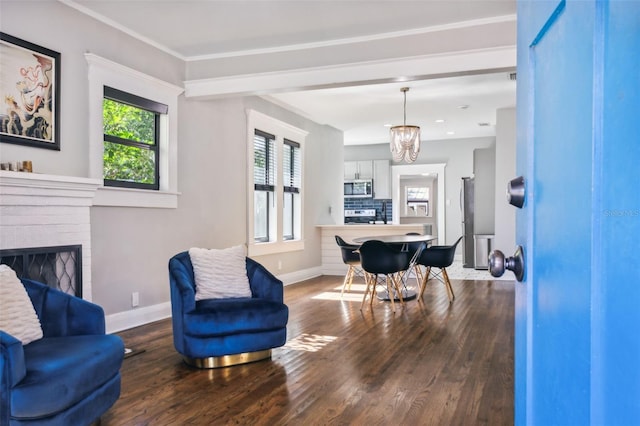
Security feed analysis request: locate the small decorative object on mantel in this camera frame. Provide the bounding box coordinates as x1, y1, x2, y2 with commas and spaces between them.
0, 32, 60, 151
0, 160, 33, 172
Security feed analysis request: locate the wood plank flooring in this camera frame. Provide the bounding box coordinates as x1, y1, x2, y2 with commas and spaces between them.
102, 275, 514, 425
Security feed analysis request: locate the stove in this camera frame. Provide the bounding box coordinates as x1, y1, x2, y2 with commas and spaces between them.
344, 209, 377, 224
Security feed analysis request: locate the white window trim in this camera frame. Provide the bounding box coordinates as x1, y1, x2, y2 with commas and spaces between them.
86, 53, 183, 208
247, 109, 308, 257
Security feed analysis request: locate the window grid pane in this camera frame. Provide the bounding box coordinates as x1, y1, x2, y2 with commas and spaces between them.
406, 186, 429, 201
103, 141, 156, 184
254, 131, 276, 189
283, 140, 301, 193
283, 192, 293, 240
103, 99, 155, 145
254, 191, 269, 242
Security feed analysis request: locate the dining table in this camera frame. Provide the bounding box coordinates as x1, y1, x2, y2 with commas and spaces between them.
352, 234, 438, 245
352, 234, 438, 301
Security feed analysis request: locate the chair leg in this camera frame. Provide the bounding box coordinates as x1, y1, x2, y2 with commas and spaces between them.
360, 273, 371, 309
370, 277, 378, 305
391, 273, 405, 305
385, 275, 396, 312
341, 265, 355, 295
419, 266, 431, 299
347, 265, 358, 293
442, 267, 455, 303
413, 265, 422, 288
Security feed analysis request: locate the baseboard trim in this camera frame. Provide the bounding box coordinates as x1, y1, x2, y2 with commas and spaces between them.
106, 302, 171, 334
277, 266, 322, 286
106, 267, 321, 333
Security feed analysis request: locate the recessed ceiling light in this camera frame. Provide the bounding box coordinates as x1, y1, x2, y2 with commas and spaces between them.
446, 131, 455, 135
478, 122, 491, 127
458, 105, 469, 109
383, 123, 393, 127
435, 119, 445, 123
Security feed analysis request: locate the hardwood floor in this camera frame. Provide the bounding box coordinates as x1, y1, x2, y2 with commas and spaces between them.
102, 275, 514, 425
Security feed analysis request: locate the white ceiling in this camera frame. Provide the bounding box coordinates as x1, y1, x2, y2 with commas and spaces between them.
63, 0, 517, 145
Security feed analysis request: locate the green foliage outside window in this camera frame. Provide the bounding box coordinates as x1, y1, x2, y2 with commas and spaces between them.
103, 98, 157, 185
103, 141, 155, 183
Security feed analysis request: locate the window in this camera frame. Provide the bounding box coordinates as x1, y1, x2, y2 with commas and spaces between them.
86, 53, 183, 208
247, 110, 307, 256
103, 87, 167, 190
405, 186, 430, 216
283, 139, 301, 240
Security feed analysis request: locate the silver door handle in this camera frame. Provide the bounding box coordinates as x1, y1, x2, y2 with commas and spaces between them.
489, 246, 525, 282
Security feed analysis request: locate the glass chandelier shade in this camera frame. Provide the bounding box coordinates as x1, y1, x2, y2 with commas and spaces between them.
390, 87, 421, 163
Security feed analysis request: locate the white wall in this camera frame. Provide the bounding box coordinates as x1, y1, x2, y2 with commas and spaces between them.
1, 2, 344, 326
494, 107, 517, 251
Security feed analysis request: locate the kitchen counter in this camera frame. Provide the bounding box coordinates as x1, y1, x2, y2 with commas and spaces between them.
318, 224, 431, 276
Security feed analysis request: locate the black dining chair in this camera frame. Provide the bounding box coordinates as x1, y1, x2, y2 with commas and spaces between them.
357, 240, 414, 312
416, 236, 463, 303
335, 235, 362, 295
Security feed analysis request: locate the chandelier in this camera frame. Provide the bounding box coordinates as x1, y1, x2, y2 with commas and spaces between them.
390, 87, 420, 163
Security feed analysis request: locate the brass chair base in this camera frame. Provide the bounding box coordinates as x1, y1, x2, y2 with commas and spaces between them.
183, 349, 272, 369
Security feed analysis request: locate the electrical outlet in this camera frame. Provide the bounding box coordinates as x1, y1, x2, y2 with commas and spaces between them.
131, 292, 139, 307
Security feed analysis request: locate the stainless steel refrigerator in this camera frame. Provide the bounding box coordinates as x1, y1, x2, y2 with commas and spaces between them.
461, 177, 475, 268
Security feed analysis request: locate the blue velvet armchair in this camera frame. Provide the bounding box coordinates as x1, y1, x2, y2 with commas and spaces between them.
0, 279, 124, 426
169, 251, 289, 368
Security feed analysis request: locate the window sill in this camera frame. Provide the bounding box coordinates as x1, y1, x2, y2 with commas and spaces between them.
248, 239, 304, 257
93, 186, 180, 208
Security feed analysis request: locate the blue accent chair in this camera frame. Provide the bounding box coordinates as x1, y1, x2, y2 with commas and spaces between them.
169, 251, 289, 368
0, 278, 124, 426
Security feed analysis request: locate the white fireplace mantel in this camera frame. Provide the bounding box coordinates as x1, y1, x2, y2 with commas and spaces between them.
0, 171, 101, 204
0, 171, 101, 300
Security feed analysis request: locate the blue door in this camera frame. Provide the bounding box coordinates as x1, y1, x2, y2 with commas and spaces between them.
515, 0, 640, 424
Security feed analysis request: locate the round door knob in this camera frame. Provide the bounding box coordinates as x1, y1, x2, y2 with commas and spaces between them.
489, 250, 507, 277
489, 246, 525, 282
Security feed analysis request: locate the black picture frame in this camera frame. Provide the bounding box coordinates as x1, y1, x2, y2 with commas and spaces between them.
0, 32, 60, 150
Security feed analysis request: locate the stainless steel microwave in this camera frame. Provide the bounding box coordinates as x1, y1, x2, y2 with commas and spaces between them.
344, 179, 373, 198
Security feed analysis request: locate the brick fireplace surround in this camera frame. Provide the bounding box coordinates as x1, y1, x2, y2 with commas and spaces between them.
0, 171, 100, 301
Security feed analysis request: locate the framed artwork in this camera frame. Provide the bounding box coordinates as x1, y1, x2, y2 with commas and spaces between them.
0, 33, 60, 150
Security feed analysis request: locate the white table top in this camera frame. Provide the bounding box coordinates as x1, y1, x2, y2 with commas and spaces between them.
352, 234, 438, 244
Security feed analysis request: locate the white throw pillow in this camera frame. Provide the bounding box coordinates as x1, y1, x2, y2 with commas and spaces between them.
189, 245, 252, 301
0, 265, 43, 345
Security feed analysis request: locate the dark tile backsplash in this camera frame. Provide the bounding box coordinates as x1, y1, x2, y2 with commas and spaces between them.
344, 198, 392, 222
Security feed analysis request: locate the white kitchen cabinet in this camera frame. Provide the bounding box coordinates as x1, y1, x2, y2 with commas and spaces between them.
373, 160, 390, 199
344, 161, 373, 180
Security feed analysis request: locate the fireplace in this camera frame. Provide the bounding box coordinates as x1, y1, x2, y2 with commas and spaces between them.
0, 171, 100, 300
0, 245, 83, 297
